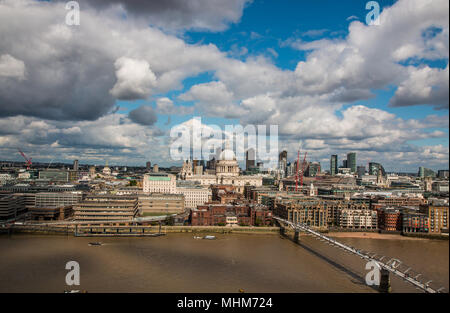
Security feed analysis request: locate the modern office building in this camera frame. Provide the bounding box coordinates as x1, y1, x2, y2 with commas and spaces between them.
278, 150, 287, 177
330, 155, 338, 176
245, 148, 256, 171
138, 193, 185, 215
437, 170, 449, 179
73, 160, 79, 171
34, 192, 82, 208
146, 161, 151, 171
306, 162, 321, 177
29, 206, 72, 221
347, 153, 356, 173
73, 194, 139, 223
418, 167, 436, 178
369, 162, 386, 176
38, 170, 68, 182
0, 194, 26, 220
357, 166, 366, 178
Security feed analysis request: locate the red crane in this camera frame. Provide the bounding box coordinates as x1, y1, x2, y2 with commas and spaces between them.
18, 149, 32, 170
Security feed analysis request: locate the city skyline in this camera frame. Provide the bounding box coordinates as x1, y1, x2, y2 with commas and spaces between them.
0, 0, 448, 172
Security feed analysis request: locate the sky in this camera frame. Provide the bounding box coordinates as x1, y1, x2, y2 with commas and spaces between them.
0, 0, 448, 172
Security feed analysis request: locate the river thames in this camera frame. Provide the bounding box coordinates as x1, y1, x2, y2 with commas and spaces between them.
0, 233, 448, 293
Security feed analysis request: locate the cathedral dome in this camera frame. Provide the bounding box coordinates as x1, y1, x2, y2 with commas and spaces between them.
219, 149, 236, 161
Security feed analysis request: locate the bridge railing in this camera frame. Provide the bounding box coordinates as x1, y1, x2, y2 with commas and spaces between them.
274, 216, 447, 293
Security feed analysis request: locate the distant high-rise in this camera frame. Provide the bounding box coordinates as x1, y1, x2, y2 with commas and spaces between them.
73, 159, 79, 171
278, 150, 287, 177
343, 160, 348, 168
418, 166, 436, 178
330, 155, 338, 176
357, 166, 366, 178
153, 164, 159, 173
347, 152, 356, 173
246, 148, 255, 171
437, 170, 449, 179
306, 162, 321, 177
146, 161, 151, 171
369, 162, 386, 176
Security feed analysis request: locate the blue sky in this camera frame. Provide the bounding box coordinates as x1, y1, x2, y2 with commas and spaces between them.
0, 0, 448, 171
117, 0, 448, 150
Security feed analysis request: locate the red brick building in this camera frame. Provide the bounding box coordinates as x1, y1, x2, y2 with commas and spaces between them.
211, 185, 243, 204
190, 203, 272, 226
377, 207, 402, 231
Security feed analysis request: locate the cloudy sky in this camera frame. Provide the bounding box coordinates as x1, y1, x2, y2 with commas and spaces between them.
0, 0, 448, 172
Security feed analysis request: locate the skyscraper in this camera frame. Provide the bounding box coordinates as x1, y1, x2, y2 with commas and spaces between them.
73, 159, 79, 171
146, 161, 151, 171
246, 148, 255, 171
330, 155, 338, 176
278, 150, 287, 177
357, 165, 366, 178
369, 162, 386, 176
347, 152, 356, 173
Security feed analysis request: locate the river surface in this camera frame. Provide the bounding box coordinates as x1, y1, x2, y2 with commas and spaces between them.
0, 233, 448, 293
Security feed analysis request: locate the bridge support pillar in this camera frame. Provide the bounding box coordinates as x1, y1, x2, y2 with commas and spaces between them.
293, 230, 300, 244
378, 269, 391, 293
279, 226, 286, 237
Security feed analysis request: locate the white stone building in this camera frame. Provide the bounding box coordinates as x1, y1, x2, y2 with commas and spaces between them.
143, 173, 177, 194
179, 148, 263, 193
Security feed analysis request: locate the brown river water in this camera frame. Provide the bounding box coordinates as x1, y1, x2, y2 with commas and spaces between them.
0, 233, 448, 293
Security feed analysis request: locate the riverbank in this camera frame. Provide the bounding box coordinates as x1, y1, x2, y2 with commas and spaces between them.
2, 225, 280, 236
327, 231, 448, 241
164, 225, 280, 234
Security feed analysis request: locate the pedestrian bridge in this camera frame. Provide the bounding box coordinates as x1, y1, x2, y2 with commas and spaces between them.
274, 216, 447, 293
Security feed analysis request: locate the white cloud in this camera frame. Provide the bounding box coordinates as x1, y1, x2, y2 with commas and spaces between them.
0, 54, 26, 80
390, 64, 449, 109
110, 57, 157, 100
156, 98, 194, 115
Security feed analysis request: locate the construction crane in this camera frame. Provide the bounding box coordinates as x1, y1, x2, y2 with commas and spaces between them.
18, 149, 32, 170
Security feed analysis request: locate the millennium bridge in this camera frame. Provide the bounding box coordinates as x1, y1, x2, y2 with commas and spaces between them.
274, 216, 447, 293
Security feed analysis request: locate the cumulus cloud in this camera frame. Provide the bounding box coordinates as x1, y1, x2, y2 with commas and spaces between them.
156, 97, 194, 115
0, 0, 447, 170
0, 113, 166, 164
291, 0, 449, 104
110, 57, 157, 100
54, 0, 252, 32
179, 81, 247, 118
390, 64, 449, 109
128, 105, 158, 126
0, 54, 26, 80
